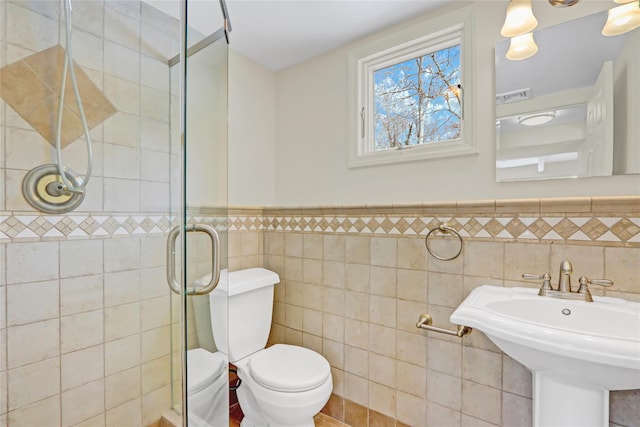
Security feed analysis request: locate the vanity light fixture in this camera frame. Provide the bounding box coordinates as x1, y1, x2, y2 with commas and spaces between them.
518, 111, 556, 126
501, 0, 538, 37
602, 1, 640, 36
506, 32, 539, 60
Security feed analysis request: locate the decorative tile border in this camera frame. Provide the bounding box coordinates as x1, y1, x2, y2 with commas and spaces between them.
1, 196, 639, 245
252, 214, 640, 244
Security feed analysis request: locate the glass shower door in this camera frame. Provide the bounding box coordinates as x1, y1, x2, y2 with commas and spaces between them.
168, 5, 229, 426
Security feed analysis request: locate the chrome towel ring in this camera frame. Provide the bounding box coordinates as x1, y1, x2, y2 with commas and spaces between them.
424, 223, 463, 261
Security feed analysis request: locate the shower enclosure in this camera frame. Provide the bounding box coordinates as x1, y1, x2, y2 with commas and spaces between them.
0, 0, 229, 425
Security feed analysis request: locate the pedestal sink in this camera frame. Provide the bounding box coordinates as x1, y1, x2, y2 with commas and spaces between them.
450, 286, 640, 427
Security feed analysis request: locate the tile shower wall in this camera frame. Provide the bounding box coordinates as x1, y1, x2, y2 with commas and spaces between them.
0, 1, 179, 426
226, 198, 640, 427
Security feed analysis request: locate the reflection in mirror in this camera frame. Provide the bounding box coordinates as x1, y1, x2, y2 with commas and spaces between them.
495, 10, 640, 182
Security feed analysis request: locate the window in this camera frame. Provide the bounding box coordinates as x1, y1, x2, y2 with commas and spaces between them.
348, 7, 477, 168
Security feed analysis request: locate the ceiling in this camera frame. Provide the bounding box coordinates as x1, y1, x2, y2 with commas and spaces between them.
144, 0, 453, 71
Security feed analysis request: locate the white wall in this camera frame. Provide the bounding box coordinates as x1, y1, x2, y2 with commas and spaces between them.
272, 0, 640, 206
228, 50, 277, 206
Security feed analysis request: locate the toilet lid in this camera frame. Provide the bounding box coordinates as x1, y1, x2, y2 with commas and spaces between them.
249, 344, 331, 392
187, 348, 227, 395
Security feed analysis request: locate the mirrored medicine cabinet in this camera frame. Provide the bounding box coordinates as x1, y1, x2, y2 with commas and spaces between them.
495, 9, 639, 182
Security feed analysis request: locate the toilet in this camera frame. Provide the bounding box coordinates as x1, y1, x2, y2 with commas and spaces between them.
208, 268, 333, 427
186, 347, 228, 426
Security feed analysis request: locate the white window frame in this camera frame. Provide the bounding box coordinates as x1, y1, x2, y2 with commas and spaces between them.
348, 6, 478, 168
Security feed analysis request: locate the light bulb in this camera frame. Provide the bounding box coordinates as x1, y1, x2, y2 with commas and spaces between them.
602, 1, 640, 36
501, 0, 538, 38
506, 32, 539, 61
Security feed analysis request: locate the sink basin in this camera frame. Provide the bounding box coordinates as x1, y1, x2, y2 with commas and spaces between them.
451, 285, 640, 426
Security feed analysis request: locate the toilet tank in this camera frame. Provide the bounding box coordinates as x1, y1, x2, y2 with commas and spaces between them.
209, 268, 280, 362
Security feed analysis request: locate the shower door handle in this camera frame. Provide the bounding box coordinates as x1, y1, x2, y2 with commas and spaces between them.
166, 224, 221, 295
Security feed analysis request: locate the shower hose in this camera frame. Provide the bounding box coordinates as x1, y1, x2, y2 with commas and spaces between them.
55, 0, 94, 194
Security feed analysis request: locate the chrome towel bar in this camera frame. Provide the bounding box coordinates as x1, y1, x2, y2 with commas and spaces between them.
416, 313, 472, 338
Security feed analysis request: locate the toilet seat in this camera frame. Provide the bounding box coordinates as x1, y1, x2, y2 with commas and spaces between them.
248, 344, 331, 392
187, 348, 227, 395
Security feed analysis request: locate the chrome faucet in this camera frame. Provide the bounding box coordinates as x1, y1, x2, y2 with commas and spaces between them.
522, 260, 614, 302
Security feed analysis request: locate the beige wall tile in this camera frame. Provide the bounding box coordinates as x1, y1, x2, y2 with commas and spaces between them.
368, 324, 396, 358
303, 234, 323, 259
397, 269, 428, 302
7, 319, 59, 369
141, 296, 170, 331
461, 414, 498, 427
285, 304, 303, 330
371, 237, 397, 268
461, 381, 501, 425
427, 337, 461, 378
396, 391, 427, 427
428, 272, 463, 308
303, 333, 323, 354
324, 235, 345, 262
285, 257, 303, 282
303, 283, 324, 311
462, 346, 502, 389
61, 345, 104, 392
106, 334, 141, 376
323, 261, 346, 288
302, 308, 323, 336
303, 259, 323, 285
323, 339, 344, 370
346, 236, 370, 265
397, 238, 428, 270
345, 373, 368, 407
399, 324, 429, 363
106, 398, 142, 427
6, 241, 58, 284
105, 367, 141, 411
60, 275, 103, 316
104, 270, 141, 307
7, 395, 60, 427
427, 401, 461, 427
344, 345, 368, 378
105, 303, 140, 341
368, 381, 396, 418
369, 353, 396, 388
285, 232, 303, 257
61, 310, 104, 354
61, 379, 105, 427
140, 326, 171, 362
344, 291, 368, 321
464, 241, 504, 279
427, 370, 461, 410
324, 287, 345, 316
142, 355, 171, 394
369, 295, 396, 328
8, 357, 60, 411
605, 247, 640, 293
345, 263, 369, 293
610, 390, 640, 426
504, 242, 551, 282
7, 280, 59, 326
104, 238, 141, 273
502, 392, 532, 427
370, 266, 396, 297
502, 354, 532, 398
396, 360, 427, 399
344, 318, 368, 350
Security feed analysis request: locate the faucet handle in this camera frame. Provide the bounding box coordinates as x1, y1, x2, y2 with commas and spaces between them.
577, 276, 614, 302
522, 273, 552, 291
577, 276, 614, 289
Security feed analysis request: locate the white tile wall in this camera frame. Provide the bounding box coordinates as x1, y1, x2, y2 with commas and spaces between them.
1, 6, 177, 425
